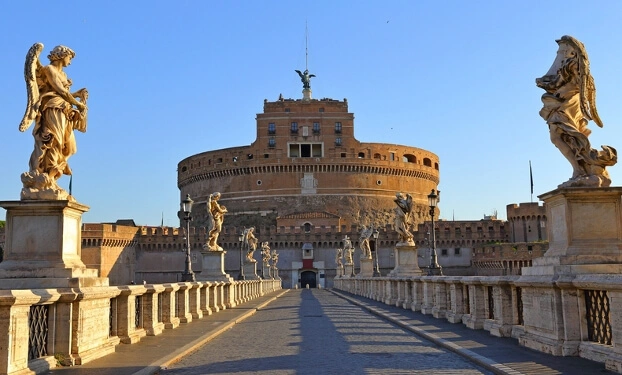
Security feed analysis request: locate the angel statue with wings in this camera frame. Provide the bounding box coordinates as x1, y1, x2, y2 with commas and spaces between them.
394, 192, 414, 245
295, 69, 315, 89
206, 192, 227, 250
536, 35, 617, 188
19, 43, 88, 201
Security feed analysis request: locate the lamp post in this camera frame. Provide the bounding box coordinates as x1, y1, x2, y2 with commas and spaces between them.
238, 231, 245, 280
372, 229, 381, 277
427, 189, 443, 276
180, 194, 196, 282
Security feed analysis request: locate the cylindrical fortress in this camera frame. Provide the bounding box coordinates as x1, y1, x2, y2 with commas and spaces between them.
178, 97, 440, 230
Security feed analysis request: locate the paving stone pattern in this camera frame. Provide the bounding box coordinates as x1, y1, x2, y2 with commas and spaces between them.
162, 289, 493, 375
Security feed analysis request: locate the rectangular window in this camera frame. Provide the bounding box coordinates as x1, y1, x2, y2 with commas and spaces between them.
454, 248, 461, 255
312, 144, 322, 157
390, 152, 395, 161
441, 249, 448, 256
335, 137, 342, 146
289, 144, 299, 157
291, 122, 298, 133
268, 138, 276, 148
335, 122, 342, 133
313, 122, 320, 133
301, 144, 311, 157
268, 123, 276, 134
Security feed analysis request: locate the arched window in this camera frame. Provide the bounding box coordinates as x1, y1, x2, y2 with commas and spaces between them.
403, 154, 416, 163
423, 158, 432, 167
303, 223, 312, 233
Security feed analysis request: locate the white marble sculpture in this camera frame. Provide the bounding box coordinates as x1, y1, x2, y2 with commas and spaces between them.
261, 242, 271, 266
359, 226, 373, 260
343, 235, 354, 265
245, 227, 258, 263
19, 43, 88, 201
335, 248, 343, 267
536, 35, 617, 188
394, 192, 414, 244
206, 192, 227, 250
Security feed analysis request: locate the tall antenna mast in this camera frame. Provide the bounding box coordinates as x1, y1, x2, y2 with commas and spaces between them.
305, 20, 309, 70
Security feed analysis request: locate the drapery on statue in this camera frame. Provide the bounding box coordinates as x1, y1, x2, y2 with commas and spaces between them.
19, 43, 88, 201
536, 35, 617, 188
359, 226, 373, 260
343, 235, 354, 265
244, 227, 258, 263
206, 192, 227, 250
261, 242, 271, 266
394, 192, 414, 244
335, 248, 343, 268
271, 249, 279, 268
295, 69, 315, 89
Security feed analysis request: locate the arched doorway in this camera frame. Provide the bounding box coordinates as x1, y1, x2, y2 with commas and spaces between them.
300, 270, 317, 288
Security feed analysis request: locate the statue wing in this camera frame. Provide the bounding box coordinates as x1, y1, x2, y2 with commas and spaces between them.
405, 194, 413, 213
309, 74, 316, 78
295, 69, 303, 78
572, 38, 603, 128
19, 43, 44, 132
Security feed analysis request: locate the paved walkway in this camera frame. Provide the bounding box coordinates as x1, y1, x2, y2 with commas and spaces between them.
46, 288, 612, 375
162, 289, 493, 375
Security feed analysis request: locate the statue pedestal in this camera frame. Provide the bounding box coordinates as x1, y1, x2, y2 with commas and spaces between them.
518, 187, 622, 358
0, 200, 107, 289
198, 250, 233, 282
335, 265, 344, 278
243, 262, 260, 280
388, 244, 423, 277
357, 258, 374, 278
523, 187, 622, 277
344, 264, 354, 278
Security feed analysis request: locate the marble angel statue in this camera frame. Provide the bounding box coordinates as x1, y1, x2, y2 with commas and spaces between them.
394, 192, 414, 244
261, 242, 271, 266
536, 35, 616, 188
335, 248, 344, 268
343, 235, 354, 265
206, 192, 227, 250
359, 226, 373, 260
244, 227, 259, 262
19, 43, 88, 201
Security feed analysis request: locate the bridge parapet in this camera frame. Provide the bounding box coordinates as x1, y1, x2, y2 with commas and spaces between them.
333, 274, 622, 373
0, 279, 282, 375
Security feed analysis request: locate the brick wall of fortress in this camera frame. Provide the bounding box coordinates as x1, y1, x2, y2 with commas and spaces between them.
177, 98, 440, 230
506, 202, 547, 243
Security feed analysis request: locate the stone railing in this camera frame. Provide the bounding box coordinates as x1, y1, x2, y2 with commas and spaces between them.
0, 279, 282, 375
333, 275, 622, 373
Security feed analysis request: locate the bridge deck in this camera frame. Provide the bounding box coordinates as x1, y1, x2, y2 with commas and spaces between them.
49, 289, 610, 375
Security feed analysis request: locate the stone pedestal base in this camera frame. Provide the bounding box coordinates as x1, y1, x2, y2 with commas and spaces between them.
0, 200, 107, 289
344, 264, 355, 278
198, 250, 233, 282
243, 262, 260, 280
388, 244, 423, 277
357, 258, 374, 278
524, 187, 622, 277
518, 187, 622, 358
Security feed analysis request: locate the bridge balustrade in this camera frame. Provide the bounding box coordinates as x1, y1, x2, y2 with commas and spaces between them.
0, 279, 282, 375
333, 275, 622, 372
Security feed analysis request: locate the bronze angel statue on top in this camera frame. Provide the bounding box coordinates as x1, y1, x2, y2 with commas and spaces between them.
19, 43, 89, 201
295, 69, 315, 89
536, 35, 616, 188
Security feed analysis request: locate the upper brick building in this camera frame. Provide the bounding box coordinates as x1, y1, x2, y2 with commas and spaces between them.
177, 95, 440, 232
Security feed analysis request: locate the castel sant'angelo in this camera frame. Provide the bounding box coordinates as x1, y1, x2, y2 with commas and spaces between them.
171, 70, 440, 287
177, 73, 440, 232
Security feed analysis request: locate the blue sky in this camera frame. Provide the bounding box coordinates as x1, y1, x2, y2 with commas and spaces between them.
1, 1, 622, 226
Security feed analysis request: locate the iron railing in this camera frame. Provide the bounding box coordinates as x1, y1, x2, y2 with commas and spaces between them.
28, 305, 48, 360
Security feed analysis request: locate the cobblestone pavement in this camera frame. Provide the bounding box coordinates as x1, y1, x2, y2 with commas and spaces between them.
161, 289, 494, 375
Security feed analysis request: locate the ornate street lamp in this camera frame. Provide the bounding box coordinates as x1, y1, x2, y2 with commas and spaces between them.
372, 229, 381, 277
238, 231, 245, 280
427, 189, 443, 276
180, 194, 196, 282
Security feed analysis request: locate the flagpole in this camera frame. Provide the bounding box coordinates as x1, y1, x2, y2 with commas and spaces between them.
529, 160, 534, 203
